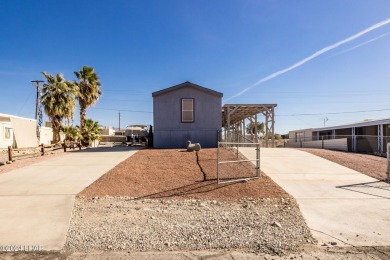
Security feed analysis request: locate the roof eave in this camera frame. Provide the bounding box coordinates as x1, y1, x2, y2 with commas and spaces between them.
152, 81, 223, 97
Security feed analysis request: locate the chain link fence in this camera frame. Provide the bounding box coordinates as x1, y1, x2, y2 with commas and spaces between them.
387, 143, 390, 182
282, 134, 389, 156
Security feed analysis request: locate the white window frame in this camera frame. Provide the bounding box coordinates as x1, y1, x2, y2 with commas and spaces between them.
4, 127, 12, 140
181, 98, 194, 123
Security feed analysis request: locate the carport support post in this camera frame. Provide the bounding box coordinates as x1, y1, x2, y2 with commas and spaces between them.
264, 112, 269, 148
378, 124, 384, 155
352, 128, 356, 152
227, 106, 231, 142
254, 114, 258, 143
242, 120, 245, 140
271, 106, 275, 148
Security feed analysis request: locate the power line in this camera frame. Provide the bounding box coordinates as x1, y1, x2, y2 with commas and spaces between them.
87, 107, 390, 117
89, 107, 152, 113
276, 108, 390, 117
18, 88, 35, 115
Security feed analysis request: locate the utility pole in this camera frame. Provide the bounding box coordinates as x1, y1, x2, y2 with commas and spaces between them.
119, 111, 121, 131
323, 117, 328, 127
31, 80, 44, 120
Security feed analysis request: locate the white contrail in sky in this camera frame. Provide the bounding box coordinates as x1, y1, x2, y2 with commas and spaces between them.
224, 18, 390, 102
331, 32, 390, 57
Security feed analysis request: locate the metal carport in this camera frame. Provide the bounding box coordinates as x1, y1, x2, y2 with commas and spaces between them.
221, 104, 277, 147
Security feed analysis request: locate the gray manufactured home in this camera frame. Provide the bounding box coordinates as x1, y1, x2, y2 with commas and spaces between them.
152, 82, 223, 148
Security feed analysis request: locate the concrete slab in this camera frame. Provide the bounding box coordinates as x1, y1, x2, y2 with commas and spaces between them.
0, 147, 138, 195
0, 146, 139, 250
0, 195, 74, 250
239, 147, 390, 246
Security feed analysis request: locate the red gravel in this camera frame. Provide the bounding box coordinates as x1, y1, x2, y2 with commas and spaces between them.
299, 148, 388, 181
79, 148, 290, 201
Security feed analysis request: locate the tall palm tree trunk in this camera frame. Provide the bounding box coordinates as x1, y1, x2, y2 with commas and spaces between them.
80, 105, 86, 132
52, 115, 62, 143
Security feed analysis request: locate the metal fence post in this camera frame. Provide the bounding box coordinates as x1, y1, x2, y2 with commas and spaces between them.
387, 143, 390, 182
217, 142, 220, 184
321, 136, 324, 149
256, 143, 260, 178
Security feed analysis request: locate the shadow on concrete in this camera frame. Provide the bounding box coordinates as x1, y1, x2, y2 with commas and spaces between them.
71, 145, 142, 153
336, 181, 390, 199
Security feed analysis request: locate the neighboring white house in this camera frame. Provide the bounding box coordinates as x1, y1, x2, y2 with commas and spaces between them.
39, 126, 54, 145
0, 113, 39, 149
288, 118, 390, 155
0, 119, 14, 149
100, 126, 115, 136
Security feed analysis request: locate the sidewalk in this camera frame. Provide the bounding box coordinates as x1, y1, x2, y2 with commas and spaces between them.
0, 146, 139, 250
239, 148, 390, 246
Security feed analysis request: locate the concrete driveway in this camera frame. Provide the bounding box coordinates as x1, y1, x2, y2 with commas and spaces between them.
240, 148, 390, 246
0, 146, 139, 250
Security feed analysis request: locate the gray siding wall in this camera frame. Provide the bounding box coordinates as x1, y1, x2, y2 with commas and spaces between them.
153, 87, 221, 148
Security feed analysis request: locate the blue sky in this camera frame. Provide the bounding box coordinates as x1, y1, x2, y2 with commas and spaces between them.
1, 0, 390, 134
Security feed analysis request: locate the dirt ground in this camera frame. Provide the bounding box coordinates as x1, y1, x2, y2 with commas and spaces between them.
300, 148, 388, 181
79, 148, 290, 201
2, 147, 390, 259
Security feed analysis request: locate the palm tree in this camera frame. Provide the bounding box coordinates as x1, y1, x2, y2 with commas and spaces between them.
74, 66, 102, 135
61, 125, 81, 142
246, 122, 265, 136
82, 119, 101, 147
41, 72, 78, 143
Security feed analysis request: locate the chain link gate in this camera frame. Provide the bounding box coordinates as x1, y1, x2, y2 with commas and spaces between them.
217, 142, 260, 184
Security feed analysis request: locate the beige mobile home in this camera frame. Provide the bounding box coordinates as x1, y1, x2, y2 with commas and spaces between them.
0, 113, 38, 149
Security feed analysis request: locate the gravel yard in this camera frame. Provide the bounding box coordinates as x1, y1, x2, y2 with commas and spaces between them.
68, 148, 390, 255
66, 148, 314, 255
300, 148, 388, 181
66, 196, 313, 255
79, 148, 289, 201
3, 146, 390, 258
